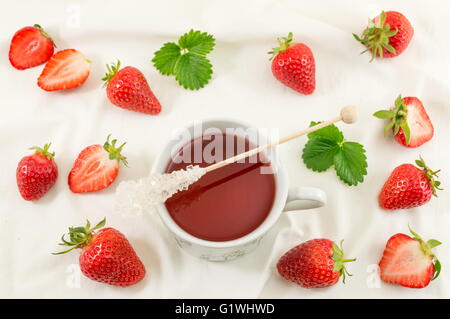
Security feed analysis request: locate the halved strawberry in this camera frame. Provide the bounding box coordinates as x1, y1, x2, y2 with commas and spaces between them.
379, 227, 441, 288
38, 49, 90, 91
374, 95, 434, 148
9, 24, 55, 70
68, 135, 127, 193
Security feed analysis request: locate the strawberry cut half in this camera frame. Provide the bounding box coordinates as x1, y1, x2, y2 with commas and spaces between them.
9, 24, 55, 70
379, 227, 441, 288
38, 49, 90, 91
374, 95, 434, 148
68, 135, 127, 193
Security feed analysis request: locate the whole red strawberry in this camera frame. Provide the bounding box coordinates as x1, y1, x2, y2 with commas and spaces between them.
54, 218, 146, 287
68, 135, 127, 193
16, 143, 58, 201
103, 61, 161, 115
354, 11, 413, 61
379, 227, 441, 288
379, 157, 441, 210
277, 239, 355, 288
9, 24, 55, 70
374, 95, 433, 148
269, 32, 315, 95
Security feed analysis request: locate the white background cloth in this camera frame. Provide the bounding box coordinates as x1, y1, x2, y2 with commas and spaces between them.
1, 0, 450, 298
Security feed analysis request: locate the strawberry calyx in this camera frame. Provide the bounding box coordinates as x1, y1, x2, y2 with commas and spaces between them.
53, 218, 106, 255
102, 60, 121, 87
408, 226, 442, 280
353, 11, 398, 62
331, 240, 356, 283
33, 24, 56, 48
415, 156, 442, 196
29, 143, 55, 160
268, 32, 295, 60
103, 134, 128, 166
373, 95, 411, 144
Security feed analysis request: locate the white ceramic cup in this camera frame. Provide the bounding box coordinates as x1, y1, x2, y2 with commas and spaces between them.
152, 118, 326, 261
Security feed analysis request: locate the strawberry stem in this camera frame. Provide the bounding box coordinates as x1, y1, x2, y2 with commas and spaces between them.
408, 225, 442, 280
103, 134, 128, 166
331, 240, 356, 284
268, 32, 295, 60
341, 258, 357, 263
415, 156, 442, 196
373, 95, 411, 144
102, 60, 121, 87
29, 143, 55, 160
53, 218, 106, 255
33, 24, 56, 48
353, 11, 398, 62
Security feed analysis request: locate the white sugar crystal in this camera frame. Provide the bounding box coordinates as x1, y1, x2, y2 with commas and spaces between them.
115, 165, 206, 215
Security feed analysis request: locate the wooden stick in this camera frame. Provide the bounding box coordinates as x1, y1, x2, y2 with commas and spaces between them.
205, 106, 357, 173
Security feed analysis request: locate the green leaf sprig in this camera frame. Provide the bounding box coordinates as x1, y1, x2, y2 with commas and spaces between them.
302, 122, 368, 186
152, 30, 215, 90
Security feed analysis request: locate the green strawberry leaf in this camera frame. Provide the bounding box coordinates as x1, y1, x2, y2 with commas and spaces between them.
178, 30, 215, 55
302, 138, 340, 172
174, 53, 213, 90
152, 29, 215, 90
333, 142, 368, 186
152, 42, 181, 75
301, 122, 368, 186
308, 121, 344, 142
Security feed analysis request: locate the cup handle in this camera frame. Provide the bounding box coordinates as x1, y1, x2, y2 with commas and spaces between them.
283, 186, 327, 212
